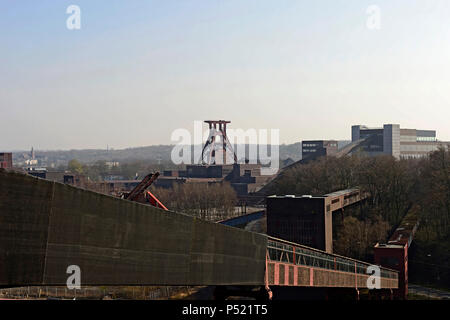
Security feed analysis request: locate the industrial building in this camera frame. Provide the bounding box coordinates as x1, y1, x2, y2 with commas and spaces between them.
92, 163, 273, 197
266, 188, 366, 253
153, 120, 275, 197
301, 140, 338, 162
26, 168, 86, 187
158, 163, 273, 196
0, 152, 13, 169
351, 124, 450, 159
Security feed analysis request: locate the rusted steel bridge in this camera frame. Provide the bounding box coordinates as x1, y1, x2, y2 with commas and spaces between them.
0, 169, 397, 297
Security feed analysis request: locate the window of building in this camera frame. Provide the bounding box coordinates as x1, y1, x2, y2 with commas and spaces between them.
416, 136, 436, 142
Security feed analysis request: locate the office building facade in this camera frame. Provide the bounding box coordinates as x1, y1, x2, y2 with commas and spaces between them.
301, 140, 338, 162
351, 124, 449, 159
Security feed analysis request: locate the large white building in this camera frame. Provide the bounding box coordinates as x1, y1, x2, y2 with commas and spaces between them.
351, 124, 450, 159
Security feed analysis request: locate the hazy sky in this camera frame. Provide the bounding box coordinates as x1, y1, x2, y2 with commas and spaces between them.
1, 0, 450, 150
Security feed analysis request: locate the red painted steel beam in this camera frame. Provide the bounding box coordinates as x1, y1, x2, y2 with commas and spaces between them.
145, 191, 168, 211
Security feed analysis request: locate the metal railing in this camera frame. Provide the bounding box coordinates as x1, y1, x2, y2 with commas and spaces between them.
267, 237, 398, 280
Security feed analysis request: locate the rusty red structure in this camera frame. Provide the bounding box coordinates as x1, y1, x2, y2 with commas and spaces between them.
200, 120, 237, 165
374, 206, 420, 299
123, 171, 168, 210
265, 237, 397, 293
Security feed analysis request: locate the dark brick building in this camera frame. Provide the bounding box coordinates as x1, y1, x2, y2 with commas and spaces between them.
266, 189, 365, 253
266, 195, 332, 252
0, 152, 13, 169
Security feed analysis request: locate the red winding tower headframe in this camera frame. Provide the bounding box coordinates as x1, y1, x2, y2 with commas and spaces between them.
200, 120, 238, 165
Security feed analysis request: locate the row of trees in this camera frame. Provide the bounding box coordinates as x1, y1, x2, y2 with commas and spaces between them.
333, 214, 390, 261
269, 154, 415, 228
410, 149, 450, 287
150, 182, 238, 222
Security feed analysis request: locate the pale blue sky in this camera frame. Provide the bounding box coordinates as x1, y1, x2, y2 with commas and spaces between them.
1, 1, 450, 150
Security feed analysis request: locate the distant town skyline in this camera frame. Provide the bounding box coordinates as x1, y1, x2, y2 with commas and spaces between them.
2, 0, 450, 150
